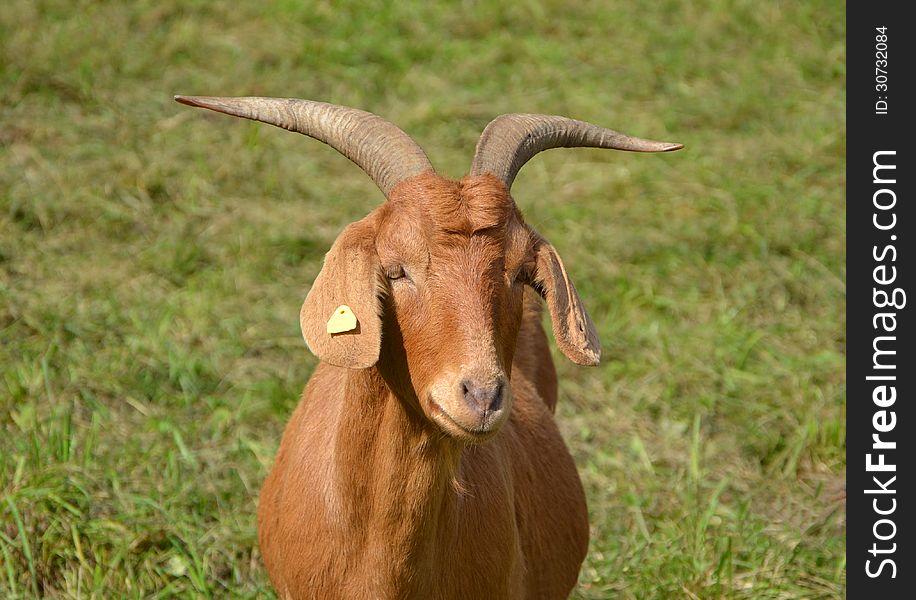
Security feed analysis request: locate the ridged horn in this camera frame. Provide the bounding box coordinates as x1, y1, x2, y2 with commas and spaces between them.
470, 114, 683, 189
174, 96, 434, 197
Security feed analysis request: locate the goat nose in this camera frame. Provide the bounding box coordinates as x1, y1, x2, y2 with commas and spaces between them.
461, 379, 504, 418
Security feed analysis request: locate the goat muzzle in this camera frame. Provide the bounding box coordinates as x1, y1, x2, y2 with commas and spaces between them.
427, 372, 511, 442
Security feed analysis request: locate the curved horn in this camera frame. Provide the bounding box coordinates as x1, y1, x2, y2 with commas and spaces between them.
470, 114, 683, 189
174, 96, 433, 197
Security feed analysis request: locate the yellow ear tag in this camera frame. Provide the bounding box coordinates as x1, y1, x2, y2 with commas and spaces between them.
326, 305, 358, 334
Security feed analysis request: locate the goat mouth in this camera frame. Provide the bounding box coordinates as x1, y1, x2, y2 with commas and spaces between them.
428, 398, 499, 442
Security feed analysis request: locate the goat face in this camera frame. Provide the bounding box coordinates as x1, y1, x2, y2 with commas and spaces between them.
377, 173, 525, 441
299, 171, 600, 443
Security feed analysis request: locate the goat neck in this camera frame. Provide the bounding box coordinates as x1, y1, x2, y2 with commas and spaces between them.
330, 365, 463, 596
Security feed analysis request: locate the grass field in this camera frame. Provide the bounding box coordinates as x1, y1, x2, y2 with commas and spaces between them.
1, 0, 846, 597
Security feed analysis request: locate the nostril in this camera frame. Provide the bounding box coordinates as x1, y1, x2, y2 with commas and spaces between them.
489, 382, 504, 412
461, 379, 504, 416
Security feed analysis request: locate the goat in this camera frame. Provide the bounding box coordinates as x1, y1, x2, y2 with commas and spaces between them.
175, 95, 682, 600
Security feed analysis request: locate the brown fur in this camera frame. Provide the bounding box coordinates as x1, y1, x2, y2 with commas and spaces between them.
259, 172, 596, 599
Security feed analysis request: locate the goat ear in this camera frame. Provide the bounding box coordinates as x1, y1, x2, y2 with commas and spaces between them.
529, 241, 601, 366
300, 218, 383, 369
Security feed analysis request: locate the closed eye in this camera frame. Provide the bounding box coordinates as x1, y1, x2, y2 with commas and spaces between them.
511, 261, 536, 285
385, 265, 406, 280
507, 266, 524, 285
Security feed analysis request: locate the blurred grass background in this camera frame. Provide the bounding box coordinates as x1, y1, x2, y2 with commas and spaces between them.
1, 0, 845, 598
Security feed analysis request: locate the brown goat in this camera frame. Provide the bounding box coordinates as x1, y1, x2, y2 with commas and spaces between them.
176, 96, 682, 599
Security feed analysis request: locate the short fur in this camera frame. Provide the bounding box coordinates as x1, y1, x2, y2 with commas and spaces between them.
259, 172, 597, 599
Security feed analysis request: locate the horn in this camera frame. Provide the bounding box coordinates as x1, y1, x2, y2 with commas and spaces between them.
470, 114, 683, 189
174, 96, 433, 197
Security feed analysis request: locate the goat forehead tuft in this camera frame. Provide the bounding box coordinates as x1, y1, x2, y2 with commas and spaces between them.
453, 176, 514, 235
387, 172, 516, 237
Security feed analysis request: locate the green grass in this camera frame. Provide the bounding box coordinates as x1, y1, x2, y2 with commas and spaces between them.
1, 0, 845, 597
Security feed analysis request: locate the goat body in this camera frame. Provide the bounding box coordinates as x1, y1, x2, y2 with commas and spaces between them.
259, 290, 587, 599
